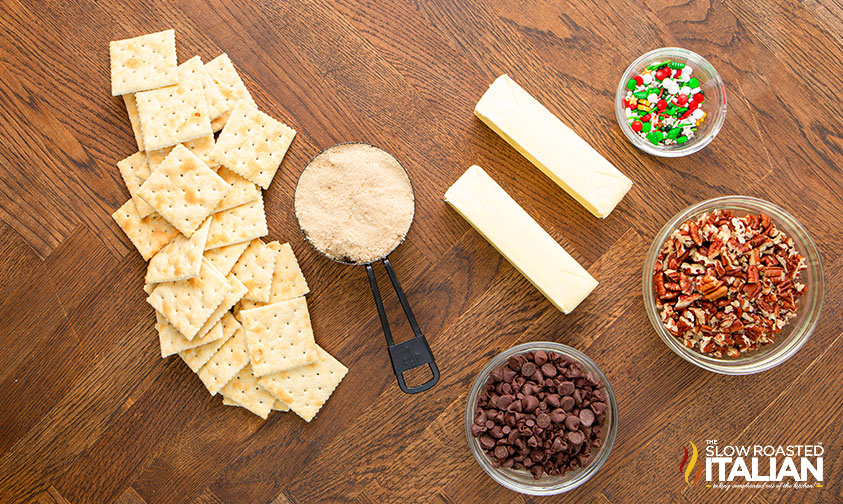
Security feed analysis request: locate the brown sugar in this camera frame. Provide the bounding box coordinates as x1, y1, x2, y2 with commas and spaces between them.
294, 143, 414, 264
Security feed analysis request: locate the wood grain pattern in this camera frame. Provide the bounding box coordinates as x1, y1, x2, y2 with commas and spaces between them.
1, 0, 841, 502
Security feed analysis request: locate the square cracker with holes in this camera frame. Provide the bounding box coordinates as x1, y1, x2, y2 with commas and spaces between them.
223, 396, 289, 412
266, 242, 309, 301
123, 94, 145, 151
146, 258, 231, 341
258, 345, 348, 422
231, 239, 279, 303
205, 53, 257, 132
204, 240, 250, 277
110, 29, 177, 96
192, 271, 248, 341
210, 102, 295, 189
145, 217, 211, 284
180, 312, 240, 372
220, 363, 277, 419
214, 167, 260, 213
135, 56, 213, 151
157, 309, 224, 358
117, 152, 154, 218
196, 321, 250, 395
238, 242, 309, 310
112, 200, 179, 261
239, 297, 318, 377
204, 193, 268, 250
137, 144, 230, 236
147, 135, 218, 173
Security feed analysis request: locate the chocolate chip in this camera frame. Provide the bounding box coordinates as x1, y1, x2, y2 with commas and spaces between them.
565, 414, 580, 431
520, 361, 536, 377
579, 408, 595, 427
522, 395, 539, 413
490, 367, 503, 381
591, 401, 607, 416
494, 445, 508, 460
550, 408, 566, 424
502, 367, 517, 382
496, 395, 512, 409
566, 430, 584, 447
560, 395, 575, 411
534, 350, 548, 365
558, 381, 575, 395
507, 356, 522, 371
541, 363, 557, 377
479, 434, 495, 450
546, 394, 561, 408
470, 423, 484, 436
536, 413, 551, 428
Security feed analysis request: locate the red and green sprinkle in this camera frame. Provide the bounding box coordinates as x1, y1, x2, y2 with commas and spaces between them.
622, 60, 706, 146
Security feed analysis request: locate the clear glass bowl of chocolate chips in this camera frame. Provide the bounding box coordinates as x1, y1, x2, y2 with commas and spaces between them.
465, 342, 618, 495
644, 196, 824, 374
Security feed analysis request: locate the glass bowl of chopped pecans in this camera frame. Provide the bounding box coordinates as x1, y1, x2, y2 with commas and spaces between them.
464, 342, 618, 495
644, 196, 824, 374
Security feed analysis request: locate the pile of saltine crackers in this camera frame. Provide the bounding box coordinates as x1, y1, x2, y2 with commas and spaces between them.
109, 29, 347, 422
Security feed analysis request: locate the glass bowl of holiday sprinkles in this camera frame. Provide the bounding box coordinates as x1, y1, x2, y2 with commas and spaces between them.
615, 47, 727, 157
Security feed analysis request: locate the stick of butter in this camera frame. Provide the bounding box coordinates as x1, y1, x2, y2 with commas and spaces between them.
444, 165, 598, 314
475, 74, 632, 218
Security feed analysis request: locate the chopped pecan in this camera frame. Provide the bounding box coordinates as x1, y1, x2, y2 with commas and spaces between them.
654, 209, 807, 358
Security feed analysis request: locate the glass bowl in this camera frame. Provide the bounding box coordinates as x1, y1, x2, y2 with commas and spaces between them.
615, 47, 727, 157
464, 342, 618, 495
643, 196, 824, 374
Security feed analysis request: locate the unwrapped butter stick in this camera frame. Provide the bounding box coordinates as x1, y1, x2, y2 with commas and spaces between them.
445, 165, 598, 314
475, 74, 632, 218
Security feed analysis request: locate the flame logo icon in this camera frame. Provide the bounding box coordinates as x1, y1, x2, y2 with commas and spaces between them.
679, 441, 703, 486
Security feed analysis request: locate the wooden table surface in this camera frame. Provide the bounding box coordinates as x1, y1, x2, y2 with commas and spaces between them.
2, 0, 842, 503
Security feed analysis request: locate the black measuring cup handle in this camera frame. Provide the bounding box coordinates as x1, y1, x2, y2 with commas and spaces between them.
365, 257, 440, 394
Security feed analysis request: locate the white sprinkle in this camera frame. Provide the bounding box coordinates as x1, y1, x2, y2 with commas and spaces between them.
642, 73, 653, 85
692, 109, 705, 120
684, 66, 694, 76
648, 93, 659, 103
680, 86, 691, 95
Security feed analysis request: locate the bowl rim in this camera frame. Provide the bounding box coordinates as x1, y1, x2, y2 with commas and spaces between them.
614, 47, 727, 157
464, 341, 619, 495
642, 196, 825, 374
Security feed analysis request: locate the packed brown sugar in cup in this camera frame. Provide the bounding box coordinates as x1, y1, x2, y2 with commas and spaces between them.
295, 143, 414, 264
